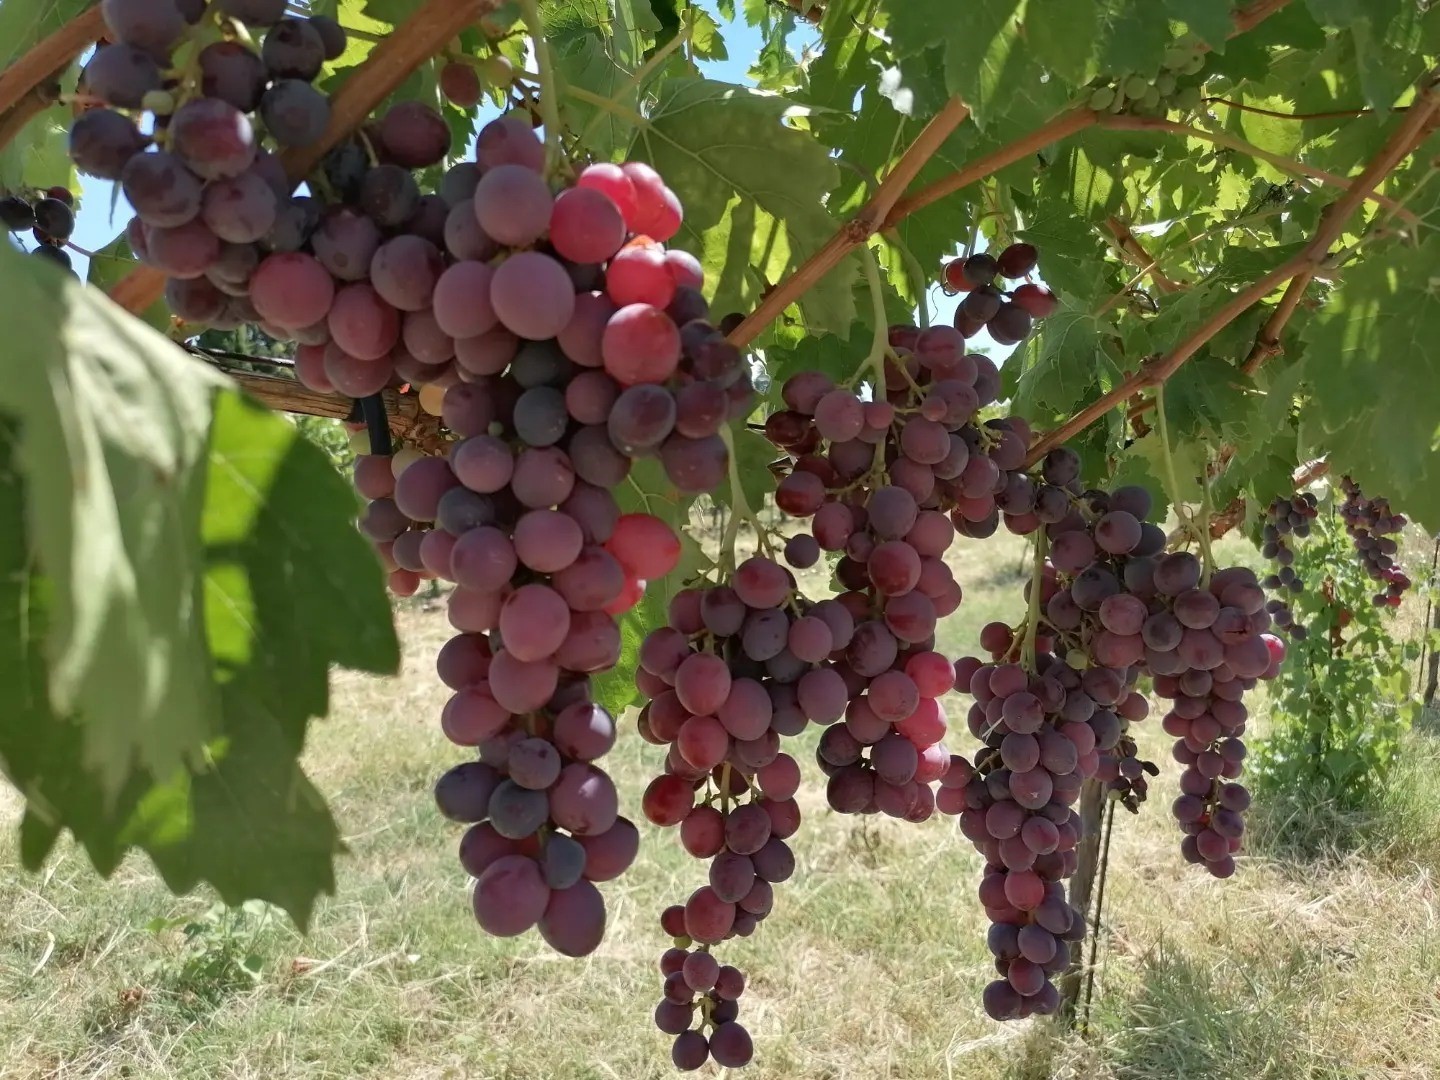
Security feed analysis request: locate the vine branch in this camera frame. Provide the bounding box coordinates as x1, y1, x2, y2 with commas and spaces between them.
1103, 216, 1184, 294
1231, 0, 1296, 35
725, 96, 971, 348
879, 107, 1096, 229
1241, 72, 1440, 374
0, 5, 105, 134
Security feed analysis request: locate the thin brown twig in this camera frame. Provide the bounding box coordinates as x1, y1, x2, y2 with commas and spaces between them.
1100, 114, 1421, 225
111, 0, 502, 315
0, 6, 104, 126
1202, 97, 1391, 122
725, 97, 970, 347
1027, 73, 1440, 465
1104, 216, 1184, 293
1241, 74, 1440, 374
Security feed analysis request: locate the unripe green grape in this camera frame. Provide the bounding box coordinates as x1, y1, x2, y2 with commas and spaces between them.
1163, 46, 1191, 70
1182, 53, 1206, 76
1156, 72, 1177, 96
1089, 86, 1117, 110
391, 446, 424, 477
480, 53, 514, 88
1108, 88, 1129, 113
1140, 85, 1161, 109
142, 88, 175, 115
1173, 86, 1203, 112
1124, 74, 1150, 98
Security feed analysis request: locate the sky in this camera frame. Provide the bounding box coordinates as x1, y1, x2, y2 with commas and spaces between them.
64, 5, 994, 350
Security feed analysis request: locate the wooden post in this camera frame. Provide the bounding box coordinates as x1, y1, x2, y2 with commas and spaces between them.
1057, 778, 1105, 1024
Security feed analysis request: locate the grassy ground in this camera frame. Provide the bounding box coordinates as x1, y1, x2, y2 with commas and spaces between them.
2, 532, 1438, 1080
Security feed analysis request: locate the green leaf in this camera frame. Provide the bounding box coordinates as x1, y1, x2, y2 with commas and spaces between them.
688, 8, 729, 61
0, 248, 227, 797
633, 78, 853, 334
1161, 0, 1231, 50
1040, 142, 1123, 222
1300, 235, 1440, 531
726, 427, 780, 515
0, 380, 399, 925
554, 30, 640, 162
886, 0, 1062, 130
1011, 306, 1123, 418
86, 228, 169, 332
0, 106, 76, 194
0, 0, 92, 67
1096, 0, 1171, 79
1023, 0, 1098, 86
0, 247, 400, 811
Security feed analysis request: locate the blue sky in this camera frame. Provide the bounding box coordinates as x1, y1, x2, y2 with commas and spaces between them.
67, 6, 990, 347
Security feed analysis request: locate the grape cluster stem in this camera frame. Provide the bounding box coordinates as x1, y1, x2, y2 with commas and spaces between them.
516, 0, 566, 177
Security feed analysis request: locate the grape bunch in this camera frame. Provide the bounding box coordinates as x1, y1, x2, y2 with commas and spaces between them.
636, 559, 831, 1069
1084, 36, 1208, 115
1339, 477, 1412, 608
941, 242, 1056, 345
71, 0, 354, 328
312, 112, 748, 591
1260, 492, 1317, 639
947, 643, 1099, 1020
306, 144, 752, 951
768, 339, 1020, 814
1022, 449, 1162, 809
1, 186, 77, 271
1144, 558, 1286, 877
434, 657, 639, 957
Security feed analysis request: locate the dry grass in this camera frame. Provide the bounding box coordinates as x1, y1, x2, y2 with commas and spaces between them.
2, 534, 1438, 1080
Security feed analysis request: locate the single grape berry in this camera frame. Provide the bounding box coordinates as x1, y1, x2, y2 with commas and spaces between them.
0, 194, 35, 230
962, 252, 998, 288
995, 242, 1038, 279
1012, 284, 1058, 319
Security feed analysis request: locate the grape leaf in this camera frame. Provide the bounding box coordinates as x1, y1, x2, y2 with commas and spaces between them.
0, 384, 398, 926
85, 229, 168, 332
884, 0, 1065, 130
1023, 0, 1098, 87
1160, 0, 1231, 51
0, 251, 227, 798
1300, 235, 1440, 531
0, 248, 399, 807
554, 29, 641, 162
0, 0, 92, 67
633, 77, 853, 335
1011, 306, 1124, 418
1096, 0, 1172, 81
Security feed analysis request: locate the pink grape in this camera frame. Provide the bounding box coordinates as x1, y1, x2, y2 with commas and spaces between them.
491, 251, 575, 340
